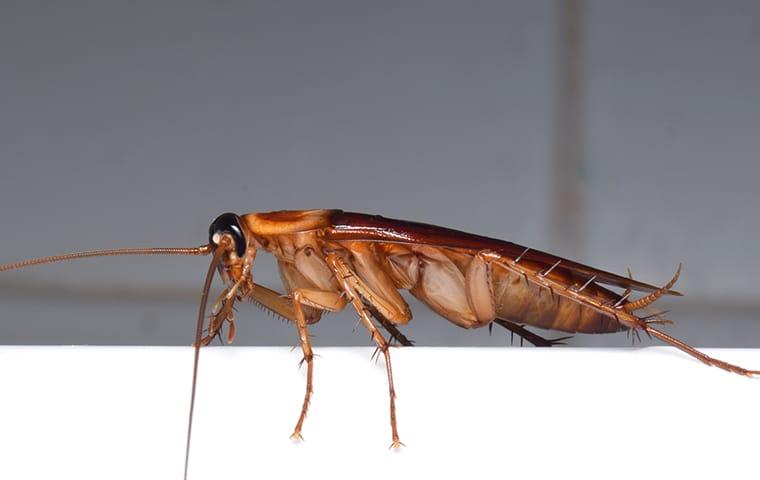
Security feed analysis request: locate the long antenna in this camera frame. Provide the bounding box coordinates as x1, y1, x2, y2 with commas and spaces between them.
0, 245, 211, 272
1, 241, 228, 478
184, 244, 227, 480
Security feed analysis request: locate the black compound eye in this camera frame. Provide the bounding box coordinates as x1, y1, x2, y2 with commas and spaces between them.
208, 212, 247, 258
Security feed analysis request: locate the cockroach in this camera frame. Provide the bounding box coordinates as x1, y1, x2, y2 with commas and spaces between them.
2, 209, 757, 478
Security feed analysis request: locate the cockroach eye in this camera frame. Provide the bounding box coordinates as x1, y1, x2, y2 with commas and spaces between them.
208, 212, 247, 258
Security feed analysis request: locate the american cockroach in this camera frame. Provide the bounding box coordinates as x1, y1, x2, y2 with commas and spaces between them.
2, 209, 757, 478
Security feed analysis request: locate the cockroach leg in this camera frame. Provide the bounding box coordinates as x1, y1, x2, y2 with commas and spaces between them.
326, 253, 404, 449
359, 312, 402, 448
290, 291, 315, 442
367, 304, 415, 346
200, 295, 237, 346
285, 288, 346, 440
246, 282, 299, 321
364, 319, 403, 449
202, 269, 251, 345
493, 319, 573, 347
636, 323, 760, 377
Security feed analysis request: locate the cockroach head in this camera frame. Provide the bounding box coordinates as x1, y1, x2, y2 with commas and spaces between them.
208, 212, 247, 258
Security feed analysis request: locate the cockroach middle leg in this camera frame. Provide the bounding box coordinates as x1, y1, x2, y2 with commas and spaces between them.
326, 253, 404, 448
290, 291, 315, 442
287, 288, 346, 440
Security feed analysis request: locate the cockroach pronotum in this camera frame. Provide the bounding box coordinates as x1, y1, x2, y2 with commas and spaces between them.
2, 209, 757, 478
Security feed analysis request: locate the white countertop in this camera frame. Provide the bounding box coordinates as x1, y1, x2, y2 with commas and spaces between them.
1, 346, 758, 480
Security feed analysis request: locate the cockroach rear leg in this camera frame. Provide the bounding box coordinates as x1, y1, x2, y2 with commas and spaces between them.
367, 304, 415, 346
359, 314, 403, 448
493, 319, 573, 347
326, 253, 405, 449
638, 323, 760, 377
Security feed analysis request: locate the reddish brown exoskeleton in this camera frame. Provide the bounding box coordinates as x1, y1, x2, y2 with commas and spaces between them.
2, 209, 758, 478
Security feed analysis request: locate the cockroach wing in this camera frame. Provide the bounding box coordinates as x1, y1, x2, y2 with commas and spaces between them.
328, 212, 680, 296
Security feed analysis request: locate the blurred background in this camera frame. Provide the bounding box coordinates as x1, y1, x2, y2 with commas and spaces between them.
1, 1, 758, 347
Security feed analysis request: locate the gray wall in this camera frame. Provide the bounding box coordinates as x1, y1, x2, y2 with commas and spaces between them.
1, 1, 759, 347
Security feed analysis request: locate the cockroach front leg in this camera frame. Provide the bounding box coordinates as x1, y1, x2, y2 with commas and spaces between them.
325, 253, 404, 449
201, 261, 252, 345
288, 288, 347, 441
200, 291, 239, 346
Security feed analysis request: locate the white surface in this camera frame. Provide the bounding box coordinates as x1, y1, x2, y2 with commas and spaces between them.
1, 346, 758, 480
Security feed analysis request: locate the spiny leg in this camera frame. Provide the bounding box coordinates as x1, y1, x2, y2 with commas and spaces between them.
326, 253, 404, 448
290, 290, 315, 441
357, 305, 402, 447
200, 295, 237, 346
245, 281, 298, 321
200, 271, 250, 345
639, 322, 760, 376
284, 288, 346, 440
240, 282, 322, 439
620, 277, 759, 376
492, 319, 572, 347
245, 281, 349, 439
368, 304, 415, 347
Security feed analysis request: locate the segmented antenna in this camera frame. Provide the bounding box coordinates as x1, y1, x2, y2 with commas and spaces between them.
0, 245, 211, 272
